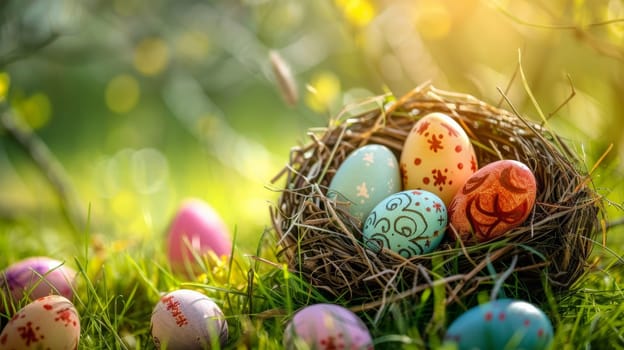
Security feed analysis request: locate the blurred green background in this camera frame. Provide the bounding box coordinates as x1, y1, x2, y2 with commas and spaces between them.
0, 0, 622, 257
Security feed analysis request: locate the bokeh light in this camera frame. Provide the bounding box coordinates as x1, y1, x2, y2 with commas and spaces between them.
175, 30, 212, 64
305, 71, 341, 114
105, 74, 140, 114
0, 72, 9, 102
133, 37, 170, 76
13, 91, 52, 130
336, 0, 376, 28
131, 148, 169, 195
413, 0, 452, 40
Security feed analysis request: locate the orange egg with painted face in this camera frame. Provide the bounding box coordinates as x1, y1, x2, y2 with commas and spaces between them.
400, 112, 478, 206
448, 159, 537, 243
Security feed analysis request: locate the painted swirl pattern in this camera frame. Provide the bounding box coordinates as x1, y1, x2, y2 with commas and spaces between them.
363, 190, 447, 258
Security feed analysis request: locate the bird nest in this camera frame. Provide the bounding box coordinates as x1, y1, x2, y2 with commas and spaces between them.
270, 83, 603, 310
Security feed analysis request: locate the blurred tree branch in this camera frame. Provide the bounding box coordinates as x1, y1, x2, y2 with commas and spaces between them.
0, 107, 86, 234
0, 32, 60, 69
491, 1, 624, 62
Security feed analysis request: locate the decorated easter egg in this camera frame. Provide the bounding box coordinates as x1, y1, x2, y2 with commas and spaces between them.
444, 299, 553, 350
363, 190, 447, 258
0, 256, 77, 308
150, 289, 228, 350
328, 144, 401, 223
167, 198, 232, 275
283, 303, 373, 350
400, 112, 477, 205
0, 295, 80, 349
448, 159, 537, 243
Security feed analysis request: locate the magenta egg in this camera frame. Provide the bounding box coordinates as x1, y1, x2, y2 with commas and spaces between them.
166, 198, 232, 275
0, 256, 77, 309
284, 304, 373, 350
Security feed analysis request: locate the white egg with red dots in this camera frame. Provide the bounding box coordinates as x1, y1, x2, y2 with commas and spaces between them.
399, 112, 477, 206
444, 299, 554, 350
0, 295, 80, 350
363, 190, 447, 258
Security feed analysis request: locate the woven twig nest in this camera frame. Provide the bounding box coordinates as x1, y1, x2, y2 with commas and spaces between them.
271, 83, 603, 309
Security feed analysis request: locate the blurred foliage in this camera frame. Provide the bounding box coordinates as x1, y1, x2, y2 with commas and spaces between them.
0, 0, 623, 257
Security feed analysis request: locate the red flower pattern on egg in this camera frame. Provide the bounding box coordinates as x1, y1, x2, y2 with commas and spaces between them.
17, 321, 40, 346
0, 295, 80, 349
283, 304, 373, 350
427, 134, 444, 152
400, 113, 477, 206
150, 289, 228, 349
416, 120, 430, 135
441, 122, 460, 137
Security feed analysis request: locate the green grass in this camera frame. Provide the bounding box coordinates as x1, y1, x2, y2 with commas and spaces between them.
2, 210, 624, 349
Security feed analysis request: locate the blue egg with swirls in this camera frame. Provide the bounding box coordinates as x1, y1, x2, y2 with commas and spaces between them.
363, 190, 447, 258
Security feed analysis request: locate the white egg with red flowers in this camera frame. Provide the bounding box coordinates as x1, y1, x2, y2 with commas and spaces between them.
400, 112, 478, 206
150, 289, 228, 350
0, 295, 80, 349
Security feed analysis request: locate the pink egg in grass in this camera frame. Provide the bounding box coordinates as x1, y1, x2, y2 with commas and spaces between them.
284, 304, 374, 350
0, 256, 77, 310
166, 198, 232, 276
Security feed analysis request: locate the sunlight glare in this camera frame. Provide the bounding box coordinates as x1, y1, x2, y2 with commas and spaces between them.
305, 71, 341, 113
336, 0, 376, 28
414, 0, 452, 40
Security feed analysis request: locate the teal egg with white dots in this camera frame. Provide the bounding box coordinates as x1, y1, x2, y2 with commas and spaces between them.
444, 299, 554, 350
363, 190, 447, 258
328, 144, 401, 223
